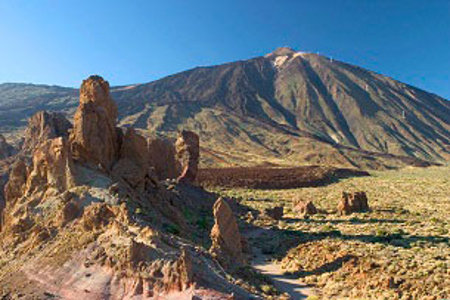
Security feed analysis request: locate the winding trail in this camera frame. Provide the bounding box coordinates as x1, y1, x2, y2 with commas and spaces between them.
246, 228, 317, 300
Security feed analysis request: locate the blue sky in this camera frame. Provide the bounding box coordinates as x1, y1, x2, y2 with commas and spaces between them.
0, 0, 449, 99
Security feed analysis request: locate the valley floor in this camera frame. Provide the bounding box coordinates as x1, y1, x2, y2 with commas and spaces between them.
212, 166, 450, 299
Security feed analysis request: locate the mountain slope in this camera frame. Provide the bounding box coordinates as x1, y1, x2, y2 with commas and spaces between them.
0, 48, 449, 168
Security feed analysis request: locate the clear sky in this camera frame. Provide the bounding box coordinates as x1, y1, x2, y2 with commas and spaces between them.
0, 0, 449, 99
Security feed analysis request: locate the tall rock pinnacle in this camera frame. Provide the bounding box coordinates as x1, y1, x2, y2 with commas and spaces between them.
69, 75, 120, 169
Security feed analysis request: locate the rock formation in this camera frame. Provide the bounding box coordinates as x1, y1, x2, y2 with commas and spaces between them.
337, 191, 370, 215
21, 111, 72, 156
0, 135, 16, 159
112, 128, 157, 191
293, 200, 318, 217
0, 75, 256, 299
148, 136, 180, 180
264, 206, 284, 220
175, 130, 199, 183
210, 197, 244, 269
26, 137, 76, 195
3, 159, 28, 206
69, 75, 120, 169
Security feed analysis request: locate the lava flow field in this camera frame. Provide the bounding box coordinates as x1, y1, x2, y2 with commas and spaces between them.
196, 166, 370, 189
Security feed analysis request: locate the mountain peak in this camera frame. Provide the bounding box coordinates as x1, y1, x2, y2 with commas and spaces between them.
268, 47, 297, 56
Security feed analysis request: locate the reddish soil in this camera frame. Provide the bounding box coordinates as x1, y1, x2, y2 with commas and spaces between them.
196, 166, 369, 189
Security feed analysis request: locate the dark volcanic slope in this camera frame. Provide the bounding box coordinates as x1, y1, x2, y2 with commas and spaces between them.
111, 48, 449, 163
1, 47, 449, 168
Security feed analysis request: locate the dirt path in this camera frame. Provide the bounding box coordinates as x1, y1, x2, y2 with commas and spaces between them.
246, 228, 317, 299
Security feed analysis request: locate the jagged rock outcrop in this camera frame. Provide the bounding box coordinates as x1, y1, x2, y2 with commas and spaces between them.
337, 191, 370, 215
0, 76, 254, 299
148, 137, 180, 180
210, 197, 244, 269
293, 200, 318, 217
21, 111, 72, 156
112, 128, 157, 191
2, 110, 74, 231
1, 138, 76, 234
175, 130, 199, 183
3, 159, 28, 206
69, 75, 120, 169
26, 137, 76, 195
0, 135, 16, 159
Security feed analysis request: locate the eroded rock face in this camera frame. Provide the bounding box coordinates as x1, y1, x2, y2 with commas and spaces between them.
26, 137, 76, 195
293, 200, 317, 217
175, 130, 199, 183
69, 75, 119, 169
3, 159, 28, 206
148, 137, 180, 180
113, 128, 157, 191
337, 191, 370, 215
2, 138, 76, 234
2, 111, 73, 232
21, 111, 72, 156
0, 135, 16, 159
210, 197, 244, 269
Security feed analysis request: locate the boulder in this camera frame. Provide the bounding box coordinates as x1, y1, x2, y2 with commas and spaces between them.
175, 130, 199, 183
293, 200, 317, 216
337, 191, 370, 215
210, 198, 244, 268
148, 136, 180, 180
264, 206, 284, 220
69, 75, 120, 169
21, 111, 72, 156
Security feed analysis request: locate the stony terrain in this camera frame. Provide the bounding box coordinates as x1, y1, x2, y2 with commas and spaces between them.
213, 166, 450, 299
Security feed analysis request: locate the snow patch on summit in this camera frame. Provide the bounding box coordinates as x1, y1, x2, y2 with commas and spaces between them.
273, 55, 289, 69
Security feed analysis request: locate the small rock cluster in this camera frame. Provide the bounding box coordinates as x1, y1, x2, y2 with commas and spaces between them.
337, 191, 370, 215
289, 191, 370, 219
294, 200, 318, 217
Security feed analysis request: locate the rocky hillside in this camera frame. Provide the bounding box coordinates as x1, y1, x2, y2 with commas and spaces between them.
0, 76, 271, 299
1, 48, 449, 169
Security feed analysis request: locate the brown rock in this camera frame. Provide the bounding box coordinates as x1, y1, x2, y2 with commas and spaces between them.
112, 128, 157, 190
69, 75, 119, 169
4, 159, 28, 205
161, 248, 193, 292
21, 111, 72, 156
175, 130, 199, 183
81, 202, 126, 231
210, 198, 244, 268
148, 136, 180, 180
264, 206, 284, 220
337, 191, 370, 215
26, 137, 76, 195
293, 200, 317, 216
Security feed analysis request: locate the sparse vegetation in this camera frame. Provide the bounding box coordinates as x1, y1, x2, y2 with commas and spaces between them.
212, 166, 450, 299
